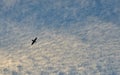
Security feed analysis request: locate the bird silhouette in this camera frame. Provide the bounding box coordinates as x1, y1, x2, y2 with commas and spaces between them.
31, 37, 37, 45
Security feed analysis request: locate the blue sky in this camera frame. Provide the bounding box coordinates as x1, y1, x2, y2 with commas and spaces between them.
0, 0, 120, 75
0, 0, 120, 26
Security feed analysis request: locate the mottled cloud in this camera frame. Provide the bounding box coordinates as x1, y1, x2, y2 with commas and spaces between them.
0, 18, 120, 74
0, 0, 120, 75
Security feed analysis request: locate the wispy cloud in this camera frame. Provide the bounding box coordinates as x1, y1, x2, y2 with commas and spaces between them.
3, 0, 17, 7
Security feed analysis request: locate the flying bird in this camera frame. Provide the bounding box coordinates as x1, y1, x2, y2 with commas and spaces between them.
31, 37, 37, 45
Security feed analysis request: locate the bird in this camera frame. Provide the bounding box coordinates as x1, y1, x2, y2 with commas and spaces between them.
31, 37, 37, 45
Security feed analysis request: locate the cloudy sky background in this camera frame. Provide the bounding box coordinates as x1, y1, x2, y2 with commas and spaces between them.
0, 0, 120, 75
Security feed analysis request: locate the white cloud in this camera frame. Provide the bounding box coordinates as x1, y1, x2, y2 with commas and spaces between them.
0, 0, 120, 74
0, 17, 120, 74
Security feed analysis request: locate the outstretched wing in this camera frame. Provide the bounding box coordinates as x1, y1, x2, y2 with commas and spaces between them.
34, 37, 37, 41
31, 40, 35, 45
